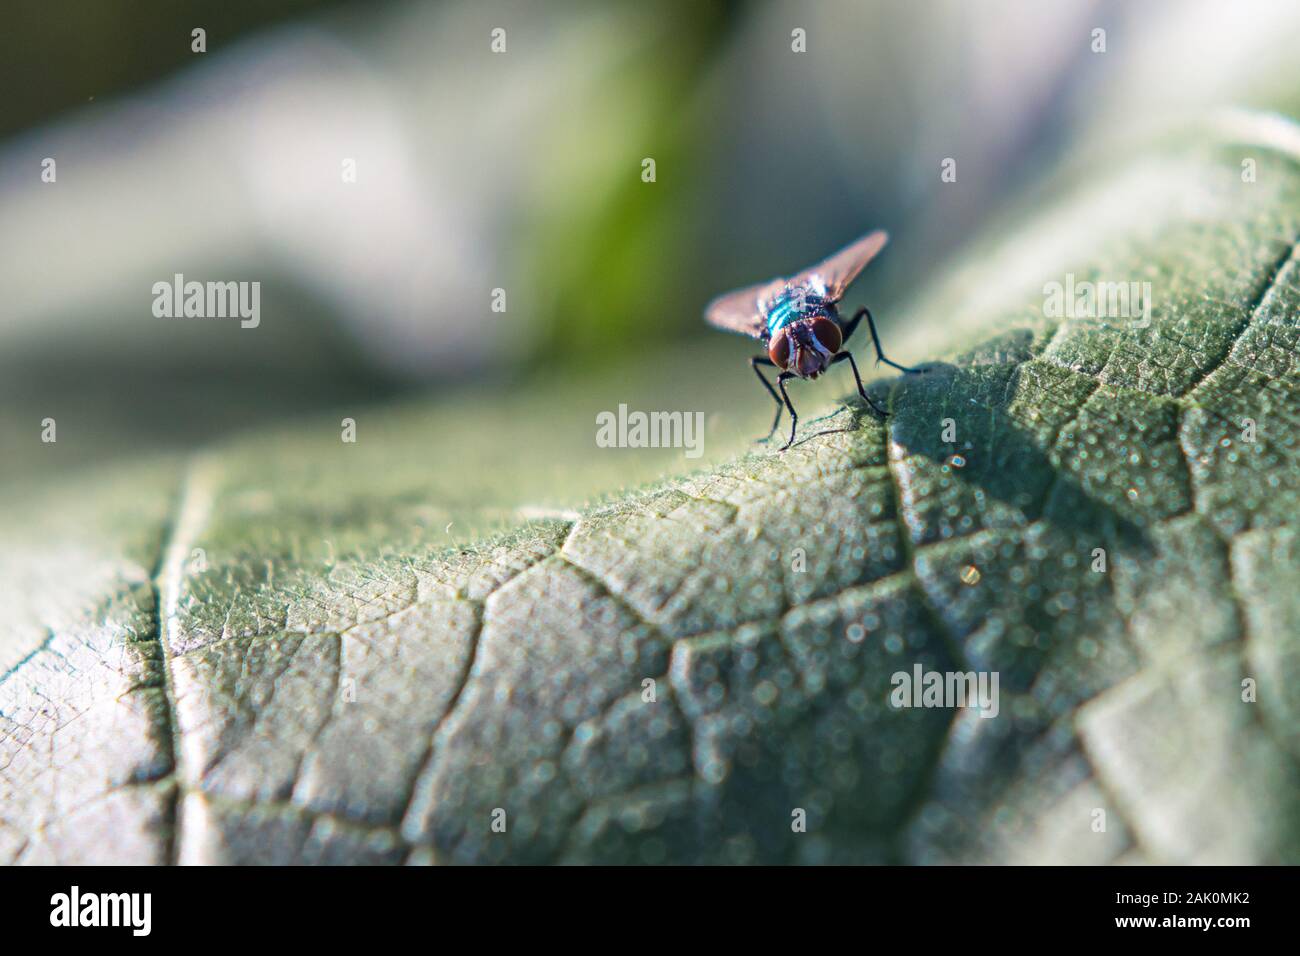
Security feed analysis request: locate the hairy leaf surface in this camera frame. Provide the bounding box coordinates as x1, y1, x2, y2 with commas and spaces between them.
3, 119, 1299, 864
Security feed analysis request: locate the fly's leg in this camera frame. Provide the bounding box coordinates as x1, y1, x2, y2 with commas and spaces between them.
776, 371, 799, 450
750, 355, 785, 441
832, 350, 886, 417
841, 306, 922, 374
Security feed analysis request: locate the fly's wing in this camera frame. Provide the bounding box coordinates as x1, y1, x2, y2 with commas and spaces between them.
791, 229, 889, 302
704, 277, 785, 339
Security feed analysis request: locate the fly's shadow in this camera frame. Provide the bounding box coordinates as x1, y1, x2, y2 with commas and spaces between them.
836, 361, 1154, 554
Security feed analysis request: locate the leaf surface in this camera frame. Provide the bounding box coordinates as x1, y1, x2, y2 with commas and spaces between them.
3, 119, 1300, 864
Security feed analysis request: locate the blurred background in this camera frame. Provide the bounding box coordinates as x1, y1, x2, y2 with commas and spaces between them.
5, 0, 1300, 485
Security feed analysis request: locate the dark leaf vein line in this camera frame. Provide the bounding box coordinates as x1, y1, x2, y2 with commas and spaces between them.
151, 457, 216, 865
1183, 232, 1300, 397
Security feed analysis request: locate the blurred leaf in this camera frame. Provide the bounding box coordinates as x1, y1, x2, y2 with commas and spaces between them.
519, 2, 731, 365
3, 117, 1300, 863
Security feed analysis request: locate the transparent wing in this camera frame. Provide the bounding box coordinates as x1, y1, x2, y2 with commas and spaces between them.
704, 277, 784, 338
790, 230, 889, 302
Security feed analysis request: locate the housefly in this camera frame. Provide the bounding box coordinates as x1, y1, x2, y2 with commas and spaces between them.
705, 230, 920, 450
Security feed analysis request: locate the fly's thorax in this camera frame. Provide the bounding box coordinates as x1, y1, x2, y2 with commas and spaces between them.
764, 284, 833, 337
768, 316, 842, 378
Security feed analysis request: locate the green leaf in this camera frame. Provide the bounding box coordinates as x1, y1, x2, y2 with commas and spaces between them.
3, 116, 1300, 864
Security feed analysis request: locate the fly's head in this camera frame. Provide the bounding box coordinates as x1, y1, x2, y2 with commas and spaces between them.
768, 317, 842, 379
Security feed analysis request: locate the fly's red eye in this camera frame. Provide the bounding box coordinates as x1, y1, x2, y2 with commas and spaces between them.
811, 317, 842, 354
768, 330, 792, 368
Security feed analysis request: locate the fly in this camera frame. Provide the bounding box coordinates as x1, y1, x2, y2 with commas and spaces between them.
704, 230, 921, 450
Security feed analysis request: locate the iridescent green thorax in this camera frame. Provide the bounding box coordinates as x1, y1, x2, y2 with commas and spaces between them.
764, 285, 831, 338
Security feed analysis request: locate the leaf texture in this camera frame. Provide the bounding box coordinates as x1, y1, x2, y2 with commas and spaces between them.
3, 120, 1300, 864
